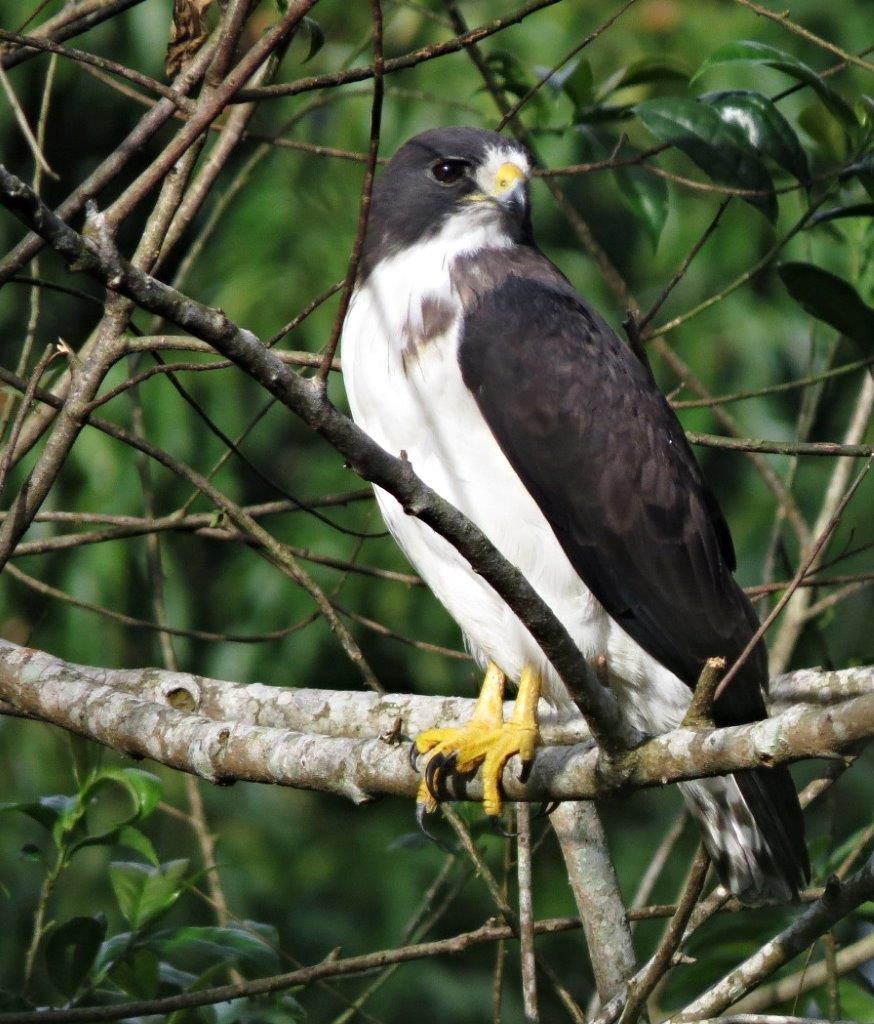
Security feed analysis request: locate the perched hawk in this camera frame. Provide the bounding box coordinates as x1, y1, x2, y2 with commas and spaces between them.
341, 127, 808, 906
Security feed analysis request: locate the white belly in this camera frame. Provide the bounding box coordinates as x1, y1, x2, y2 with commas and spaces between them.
341, 237, 691, 729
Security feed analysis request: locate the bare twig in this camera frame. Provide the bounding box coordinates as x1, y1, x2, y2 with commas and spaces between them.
517, 804, 539, 1021
317, 0, 383, 384
675, 856, 874, 1020
617, 846, 709, 1024
732, 0, 874, 73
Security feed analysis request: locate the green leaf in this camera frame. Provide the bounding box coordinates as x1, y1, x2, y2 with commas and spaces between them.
0, 796, 75, 840
153, 925, 280, 977
614, 160, 669, 246
109, 947, 160, 999
840, 151, 874, 201
297, 17, 324, 63
109, 859, 190, 929
68, 767, 161, 857
44, 916, 106, 998
561, 58, 594, 111
115, 825, 160, 866
80, 767, 161, 821
635, 97, 777, 220
692, 40, 857, 125
701, 90, 809, 183
484, 52, 540, 108
798, 101, 846, 163
778, 261, 874, 348
807, 202, 874, 228
598, 55, 689, 98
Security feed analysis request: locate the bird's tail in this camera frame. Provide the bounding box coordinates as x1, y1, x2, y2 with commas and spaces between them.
679, 766, 810, 906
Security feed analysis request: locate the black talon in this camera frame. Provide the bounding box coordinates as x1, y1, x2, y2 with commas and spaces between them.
436, 752, 458, 800
518, 758, 534, 784
409, 741, 421, 771
424, 753, 445, 801
415, 801, 453, 852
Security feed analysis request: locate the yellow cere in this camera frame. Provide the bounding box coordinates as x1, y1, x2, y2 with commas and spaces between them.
494, 162, 526, 192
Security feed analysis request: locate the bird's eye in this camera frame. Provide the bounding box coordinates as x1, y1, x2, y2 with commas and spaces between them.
431, 159, 468, 185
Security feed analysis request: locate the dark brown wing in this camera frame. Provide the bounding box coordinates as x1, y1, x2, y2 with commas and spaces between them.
457, 266, 808, 897
457, 269, 765, 726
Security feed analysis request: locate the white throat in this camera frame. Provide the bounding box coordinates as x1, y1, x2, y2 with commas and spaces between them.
360, 208, 514, 339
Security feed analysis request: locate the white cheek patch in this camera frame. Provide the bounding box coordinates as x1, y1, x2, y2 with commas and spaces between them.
474, 144, 531, 195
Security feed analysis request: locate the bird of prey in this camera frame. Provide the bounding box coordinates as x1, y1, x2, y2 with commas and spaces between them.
341, 126, 808, 906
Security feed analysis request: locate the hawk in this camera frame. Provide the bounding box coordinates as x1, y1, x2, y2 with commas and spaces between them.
341, 126, 808, 906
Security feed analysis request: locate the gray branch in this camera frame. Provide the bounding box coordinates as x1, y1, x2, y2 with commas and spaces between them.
0, 641, 870, 806
673, 855, 874, 1020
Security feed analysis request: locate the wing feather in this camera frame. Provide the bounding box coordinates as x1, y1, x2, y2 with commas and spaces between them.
457, 270, 764, 725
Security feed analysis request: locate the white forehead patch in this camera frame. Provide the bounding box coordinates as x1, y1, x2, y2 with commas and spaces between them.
473, 144, 531, 193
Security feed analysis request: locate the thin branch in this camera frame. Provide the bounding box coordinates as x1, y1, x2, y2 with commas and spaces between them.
0, 28, 193, 105
672, 357, 874, 409
732, 0, 874, 74
0, 34, 220, 287
235, 0, 561, 103
686, 432, 873, 458
728, 932, 874, 1014
0, 60, 56, 178
517, 804, 539, 1022
617, 846, 709, 1024
715, 457, 872, 701
495, 0, 640, 130
1, 0, 147, 71
639, 201, 730, 331
674, 856, 874, 1020
317, 0, 384, 383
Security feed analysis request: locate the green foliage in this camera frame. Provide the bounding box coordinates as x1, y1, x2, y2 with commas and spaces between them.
635, 96, 779, 220
778, 261, 874, 347
692, 39, 858, 125
44, 915, 106, 998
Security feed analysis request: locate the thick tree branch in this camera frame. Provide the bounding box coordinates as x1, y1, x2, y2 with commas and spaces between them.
0, 641, 869, 806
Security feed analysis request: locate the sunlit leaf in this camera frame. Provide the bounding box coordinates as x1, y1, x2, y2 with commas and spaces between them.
701, 89, 809, 183
44, 916, 106, 998
692, 40, 857, 125
635, 97, 777, 220
778, 261, 874, 347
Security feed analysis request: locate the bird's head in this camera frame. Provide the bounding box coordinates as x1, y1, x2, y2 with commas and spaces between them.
362, 127, 534, 269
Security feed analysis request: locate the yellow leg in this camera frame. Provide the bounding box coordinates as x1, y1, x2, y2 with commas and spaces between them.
415, 663, 541, 818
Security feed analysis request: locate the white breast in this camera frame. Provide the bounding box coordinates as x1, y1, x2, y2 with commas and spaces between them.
341, 223, 690, 727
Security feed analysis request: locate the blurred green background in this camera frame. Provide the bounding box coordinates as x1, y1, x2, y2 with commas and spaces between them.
0, 0, 872, 1019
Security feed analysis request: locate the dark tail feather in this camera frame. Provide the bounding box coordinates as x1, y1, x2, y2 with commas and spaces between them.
680, 766, 809, 906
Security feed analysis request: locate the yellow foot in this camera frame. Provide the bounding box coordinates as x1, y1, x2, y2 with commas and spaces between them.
413, 662, 541, 819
